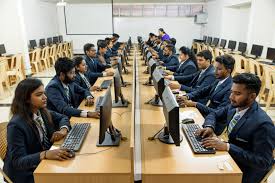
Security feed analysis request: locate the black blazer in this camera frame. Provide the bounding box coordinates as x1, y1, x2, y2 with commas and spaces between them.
174, 65, 216, 101
162, 55, 179, 67
84, 55, 107, 85
166, 59, 197, 76
204, 102, 275, 183
3, 110, 70, 183
45, 76, 91, 117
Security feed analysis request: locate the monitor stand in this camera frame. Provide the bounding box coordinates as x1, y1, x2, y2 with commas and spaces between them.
145, 95, 163, 107
158, 126, 183, 145
143, 77, 154, 86
97, 126, 121, 147
112, 95, 129, 108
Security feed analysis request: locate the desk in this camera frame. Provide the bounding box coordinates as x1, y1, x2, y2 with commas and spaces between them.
34, 58, 135, 183
137, 52, 242, 183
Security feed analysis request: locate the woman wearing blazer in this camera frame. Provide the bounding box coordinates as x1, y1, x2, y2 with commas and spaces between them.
3, 78, 73, 183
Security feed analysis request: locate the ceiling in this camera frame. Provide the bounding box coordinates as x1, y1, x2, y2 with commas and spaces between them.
43, 0, 209, 4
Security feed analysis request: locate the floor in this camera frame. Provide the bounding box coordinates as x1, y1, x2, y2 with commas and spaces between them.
0, 65, 274, 182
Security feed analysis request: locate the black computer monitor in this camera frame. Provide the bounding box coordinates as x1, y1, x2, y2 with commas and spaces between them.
59, 35, 63, 43
228, 40, 237, 51
117, 57, 129, 86
112, 68, 128, 108
47, 37, 53, 46
206, 37, 212, 45
53, 36, 59, 44
250, 44, 263, 58
149, 68, 165, 106
29, 40, 37, 50
203, 35, 207, 42
148, 58, 157, 85
212, 38, 219, 47
220, 39, 227, 49
97, 87, 121, 146
266, 47, 275, 62
39, 39, 46, 47
158, 86, 182, 146
238, 42, 247, 54
0, 44, 6, 56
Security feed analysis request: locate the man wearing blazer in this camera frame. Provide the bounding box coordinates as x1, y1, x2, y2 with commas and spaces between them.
197, 73, 275, 183
83, 43, 114, 85
178, 55, 235, 135
159, 44, 179, 67
169, 50, 216, 100
46, 57, 99, 119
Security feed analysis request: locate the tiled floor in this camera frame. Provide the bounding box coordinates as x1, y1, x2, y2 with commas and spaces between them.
0, 66, 274, 182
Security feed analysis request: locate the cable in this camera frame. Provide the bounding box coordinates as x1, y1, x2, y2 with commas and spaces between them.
76, 147, 113, 156
147, 126, 165, 141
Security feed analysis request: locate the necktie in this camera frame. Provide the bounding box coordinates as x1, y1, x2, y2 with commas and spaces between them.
35, 116, 52, 150
82, 74, 91, 89
227, 113, 241, 135
64, 87, 71, 101
214, 81, 222, 91
198, 70, 204, 80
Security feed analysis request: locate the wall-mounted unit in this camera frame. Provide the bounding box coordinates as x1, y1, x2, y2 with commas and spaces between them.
194, 13, 208, 24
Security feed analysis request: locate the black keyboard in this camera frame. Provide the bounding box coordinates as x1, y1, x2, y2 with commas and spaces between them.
95, 96, 104, 112
61, 123, 90, 151
100, 80, 112, 89
182, 124, 216, 154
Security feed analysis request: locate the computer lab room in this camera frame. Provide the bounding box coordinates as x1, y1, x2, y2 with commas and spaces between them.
0, 0, 274, 183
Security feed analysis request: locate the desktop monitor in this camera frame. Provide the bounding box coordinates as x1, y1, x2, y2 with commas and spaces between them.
117, 57, 129, 86
266, 47, 275, 62
0, 44, 6, 56
146, 51, 152, 62
148, 68, 166, 106
29, 40, 37, 50
59, 35, 63, 43
212, 38, 219, 47
53, 36, 59, 44
228, 40, 237, 51
39, 39, 46, 47
220, 39, 227, 49
250, 44, 263, 58
206, 37, 212, 45
203, 35, 207, 42
47, 37, 53, 46
112, 68, 128, 108
97, 87, 121, 146
148, 58, 157, 82
238, 42, 247, 54
158, 86, 182, 146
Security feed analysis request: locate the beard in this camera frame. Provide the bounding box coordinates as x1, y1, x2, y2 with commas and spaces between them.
231, 97, 250, 108
63, 75, 74, 84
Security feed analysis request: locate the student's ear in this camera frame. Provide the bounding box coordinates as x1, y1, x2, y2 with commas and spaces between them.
60, 72, 65, 80
249, 92, 257, 101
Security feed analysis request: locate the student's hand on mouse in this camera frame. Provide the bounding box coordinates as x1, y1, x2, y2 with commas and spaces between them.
86, 97, 94, 106
183, 100, 197, 107
169, 82, 181, 90
90, 85, 100, 92
51, 128, 68, 142
202, 137, 227, 151
195, 127, 214, 138
87, 111, 100, 119
164, 75, 173, 80
45, 148, 73, 161
176, 95, 187, 102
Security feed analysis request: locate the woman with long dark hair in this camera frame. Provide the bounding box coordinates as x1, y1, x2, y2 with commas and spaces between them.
165, 46, 198, 78
3, 78, 73, 183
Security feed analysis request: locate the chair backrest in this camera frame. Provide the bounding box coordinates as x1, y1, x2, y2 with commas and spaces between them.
0, 122, 8, 160
34, 48, 41, 61
259, 150, 275, 183
0, 61, 9, 81
15, 54, 23, 71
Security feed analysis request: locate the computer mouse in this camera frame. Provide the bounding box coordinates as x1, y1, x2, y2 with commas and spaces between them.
181, 118, 195, 124
67, 149, 75, 158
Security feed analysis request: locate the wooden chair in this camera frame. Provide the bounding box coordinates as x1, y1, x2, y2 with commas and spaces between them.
265, 70, 275, 111
0, 61, 11, 99
6, 54, 25, 85
48, 45, 57, 67
56, 43, 64, 58
231, 55, 249, 76
259, 150, 275, 183
30, 48, 42, 74
67, 42, 73, 58
214, 48, 224, 59
201, 43, 208, 51
62, 42, 69, 57
40, 46, 50, 70
0, 122, 13, 183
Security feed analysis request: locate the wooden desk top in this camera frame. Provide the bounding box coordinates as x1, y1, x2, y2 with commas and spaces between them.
137, 53, 242, 183
34, 59, 135, 183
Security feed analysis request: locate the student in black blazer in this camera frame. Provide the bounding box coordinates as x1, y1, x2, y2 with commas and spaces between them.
159, 44, 179, 67
165, 46, 198, 76
178, 55, 235, 134
46, 57, 99, 119
3, 78, 73, 183
83, 43, 114, 85
169, 50, 216, 102
111, 33, 121, 52
197, 73, 275, 183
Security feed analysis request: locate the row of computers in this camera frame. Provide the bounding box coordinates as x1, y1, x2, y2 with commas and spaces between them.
29, 35, 64, 50
202, 36, 275, 63
61, 58, 130, 151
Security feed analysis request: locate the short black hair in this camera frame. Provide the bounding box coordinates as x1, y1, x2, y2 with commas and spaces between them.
54, 57, 75, 76
157, 35, 162, 40
233, 73, 261, 95
73, 56, 84, 68
163, 40, 171, 44
165, 44, 174, 52
170, 38, 176, 46
98, 40, 107, 49
159, 28, 165, 33
149, 32, 155, 37
113, 33, 120, 38
215, 54, 235, 73
83, 43, 95, 54
197, 50, 213, 62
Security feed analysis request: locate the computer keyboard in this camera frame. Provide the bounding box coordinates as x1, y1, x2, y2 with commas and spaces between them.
61, 123, 90, 151
95, 96, 104, 112
100, 79, 112, 89
182, 124, 216, 154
